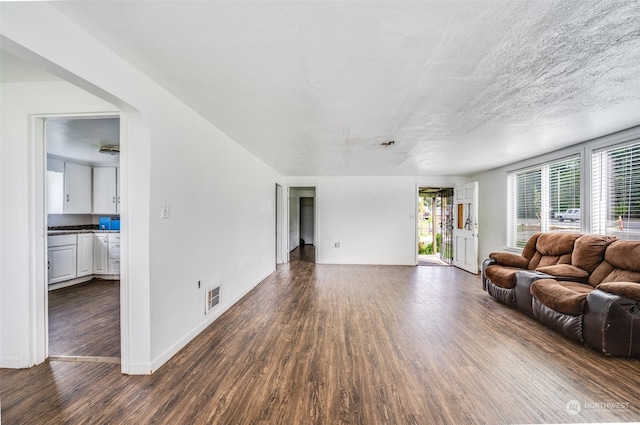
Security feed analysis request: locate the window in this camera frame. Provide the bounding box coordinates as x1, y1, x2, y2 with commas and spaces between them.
592, 140, 640, 240
507, 156, 581, 248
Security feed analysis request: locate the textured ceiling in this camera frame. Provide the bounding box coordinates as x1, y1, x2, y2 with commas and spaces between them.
46, 117, 120, 166
51, 1, 640, 176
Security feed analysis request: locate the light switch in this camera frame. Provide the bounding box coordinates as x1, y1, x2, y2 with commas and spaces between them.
161, 204, 170, 219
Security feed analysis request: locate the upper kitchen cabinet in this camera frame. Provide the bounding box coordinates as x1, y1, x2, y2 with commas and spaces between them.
47, 157, 92, 214
93, 166, 119, 214
47, 157, 65, 214
64, 162, 92, 213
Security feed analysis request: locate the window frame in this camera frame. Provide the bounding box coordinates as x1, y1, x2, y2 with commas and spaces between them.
591, 138, 640, 240
503, 130, 640, 252
506, 154, 582, 249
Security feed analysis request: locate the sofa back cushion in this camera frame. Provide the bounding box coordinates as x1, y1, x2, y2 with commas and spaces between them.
527, 233, 582, 270
589, 240, 640, 286
571, 234, 617, 273
521, 233, 542, 262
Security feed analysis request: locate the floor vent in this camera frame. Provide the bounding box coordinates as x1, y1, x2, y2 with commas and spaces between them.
206, 286, 220, 313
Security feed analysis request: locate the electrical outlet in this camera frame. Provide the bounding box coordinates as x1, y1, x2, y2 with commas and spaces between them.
335, 242, 340, 248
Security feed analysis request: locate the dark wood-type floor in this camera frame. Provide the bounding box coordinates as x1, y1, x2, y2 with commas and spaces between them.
2, 246, 640, 424
48, 279, 121, 358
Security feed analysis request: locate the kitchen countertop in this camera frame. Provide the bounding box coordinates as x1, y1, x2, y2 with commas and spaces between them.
48, 229, 120, 235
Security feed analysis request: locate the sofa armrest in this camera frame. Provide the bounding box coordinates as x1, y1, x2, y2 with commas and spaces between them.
514, 270, 554, 316
535, 264, 589, 283
583, 289, 640, 356
489, 252, 529, 269
597, 282, 640, 302
481, 258, 498, 290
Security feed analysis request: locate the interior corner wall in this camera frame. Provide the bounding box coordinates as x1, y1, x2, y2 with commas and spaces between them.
1, 2, 280, 373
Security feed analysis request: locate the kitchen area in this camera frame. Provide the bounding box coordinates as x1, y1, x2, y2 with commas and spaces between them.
45, 116, 121, 359
46, 116, 121, 289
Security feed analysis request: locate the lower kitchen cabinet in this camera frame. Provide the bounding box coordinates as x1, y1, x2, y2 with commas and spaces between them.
76, 233, 94, 277
48, 234, 77, 284
93, 233, 109, 274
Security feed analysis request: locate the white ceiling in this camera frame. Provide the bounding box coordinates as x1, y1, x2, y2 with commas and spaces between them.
46, 117, 120, 166
17, 2, 640, 175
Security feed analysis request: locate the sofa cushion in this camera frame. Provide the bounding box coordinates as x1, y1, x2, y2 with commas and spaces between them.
521, 232, 542, 261
589, 240, 640, 286
597, 282, 640, 302
489, 252, 529, 269
605, 240, 640, 271
484, 265, 521, 289
527, 233, 582, 269
535, 264, 589, 282
571, 234, 617, 274
530, 279, 595, 315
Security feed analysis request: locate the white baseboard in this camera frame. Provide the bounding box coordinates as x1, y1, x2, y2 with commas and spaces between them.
0, 357, 28, 369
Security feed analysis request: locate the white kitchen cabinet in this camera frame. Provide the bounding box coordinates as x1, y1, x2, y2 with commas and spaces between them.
64, 162, 92, 213
93, 166, 119, 214
76, 233, 94, 277
93, 233, 109, 274
48, 234, 77, 284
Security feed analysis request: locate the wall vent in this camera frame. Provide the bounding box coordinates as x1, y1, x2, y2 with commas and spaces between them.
206, 286, 220, 313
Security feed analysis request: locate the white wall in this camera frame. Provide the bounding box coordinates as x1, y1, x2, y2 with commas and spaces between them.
318, 177, 417, 265
1, 3, 280, 373
286, 176, 468, 265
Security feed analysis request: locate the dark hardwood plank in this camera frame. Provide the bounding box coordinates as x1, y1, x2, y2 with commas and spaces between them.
2, 248, 639, 424
48, 279, 120, 358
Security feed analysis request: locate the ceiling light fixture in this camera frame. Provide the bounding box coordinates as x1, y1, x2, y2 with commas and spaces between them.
99, 145, 120, 155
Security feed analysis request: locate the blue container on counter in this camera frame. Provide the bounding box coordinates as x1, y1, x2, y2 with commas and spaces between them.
111, 219, 120, 230
99, 217, 111, 230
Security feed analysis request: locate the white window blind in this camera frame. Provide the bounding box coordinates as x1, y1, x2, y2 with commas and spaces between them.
508, 168, 541, 248
507, 156, 580, 248
592, 141, 640, 240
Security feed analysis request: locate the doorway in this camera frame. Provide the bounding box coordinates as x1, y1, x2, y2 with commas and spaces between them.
289, 187, 316, 263
45, 115, 122, 362
418, 187, 453, 266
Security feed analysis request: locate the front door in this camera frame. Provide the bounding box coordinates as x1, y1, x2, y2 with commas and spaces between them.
453, 181, 479, 274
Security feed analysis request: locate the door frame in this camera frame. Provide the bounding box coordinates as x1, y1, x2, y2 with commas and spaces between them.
416, 186, 454, 266
275, 183, 285, 264
31, 110, 129, 370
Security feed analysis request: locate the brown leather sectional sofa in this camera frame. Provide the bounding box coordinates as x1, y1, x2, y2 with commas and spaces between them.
482, 232, 640, 357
